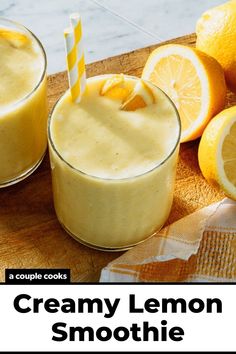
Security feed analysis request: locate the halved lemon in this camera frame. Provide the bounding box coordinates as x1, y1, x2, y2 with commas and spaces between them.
142, 44, 226, 142
0, 28, 29, 48
121, 79, 155, 111
198, 106, 236, 200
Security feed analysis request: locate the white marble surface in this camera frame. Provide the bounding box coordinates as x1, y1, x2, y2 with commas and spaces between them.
0, 0, 224, 74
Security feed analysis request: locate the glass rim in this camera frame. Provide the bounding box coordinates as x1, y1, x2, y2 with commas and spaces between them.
48, 74, 181, 182
0, 17, 47, 111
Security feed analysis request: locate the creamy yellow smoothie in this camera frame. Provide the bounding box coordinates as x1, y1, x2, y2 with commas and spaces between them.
0, 18, 47, 187
49, 75, 181, 250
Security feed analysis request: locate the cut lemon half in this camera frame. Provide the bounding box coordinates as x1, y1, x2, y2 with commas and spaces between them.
142, 44, 226, 142
0, 29, 29, 48
198, 106, 236, 200
121, 79, 155, 111
100, 74, 130, 101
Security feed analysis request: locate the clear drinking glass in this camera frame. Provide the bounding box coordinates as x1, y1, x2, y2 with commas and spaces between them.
48, 75, 181, 251
0, 18, 47, 187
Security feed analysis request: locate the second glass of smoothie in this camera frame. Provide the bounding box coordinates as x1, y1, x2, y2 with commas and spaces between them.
0, 18, 47, 187
48, 75, 181, 251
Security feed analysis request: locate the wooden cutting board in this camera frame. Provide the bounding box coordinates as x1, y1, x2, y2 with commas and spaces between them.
0, 33, 230, 282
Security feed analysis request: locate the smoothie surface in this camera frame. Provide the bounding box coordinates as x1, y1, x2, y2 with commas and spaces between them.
50, 76, 180, 179
0, 28, 44, 109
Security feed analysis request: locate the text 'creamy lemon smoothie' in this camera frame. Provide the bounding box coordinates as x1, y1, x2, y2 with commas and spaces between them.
0, 18, 47, 187
48, 15, 181, 250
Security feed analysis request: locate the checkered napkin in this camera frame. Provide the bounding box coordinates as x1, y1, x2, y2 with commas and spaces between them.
100, 198, 236, 282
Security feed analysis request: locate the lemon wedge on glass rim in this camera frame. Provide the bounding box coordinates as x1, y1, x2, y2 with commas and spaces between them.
198, 106, 236, 200
100, 74, 129, 101
100, 75, 155, 111
0, 28, 29, 48
120, 79, 155, 111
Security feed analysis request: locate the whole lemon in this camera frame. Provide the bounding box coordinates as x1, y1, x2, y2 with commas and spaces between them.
196, 0, 236, 92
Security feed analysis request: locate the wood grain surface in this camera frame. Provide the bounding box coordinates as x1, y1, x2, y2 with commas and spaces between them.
0, 33, 227, 282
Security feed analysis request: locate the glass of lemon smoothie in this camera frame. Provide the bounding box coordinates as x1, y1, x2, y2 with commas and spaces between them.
0, 18, 47, 187
48, 74, 181, 251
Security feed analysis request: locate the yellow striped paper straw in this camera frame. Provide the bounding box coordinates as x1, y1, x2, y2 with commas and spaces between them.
64, 13, 86, 103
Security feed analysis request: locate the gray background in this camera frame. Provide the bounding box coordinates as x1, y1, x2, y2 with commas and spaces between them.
0, 0, 224, 73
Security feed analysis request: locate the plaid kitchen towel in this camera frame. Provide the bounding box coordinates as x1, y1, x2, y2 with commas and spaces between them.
100, 198, 236, 282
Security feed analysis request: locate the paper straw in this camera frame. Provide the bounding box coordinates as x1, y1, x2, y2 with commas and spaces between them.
64, 13, 86, 103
